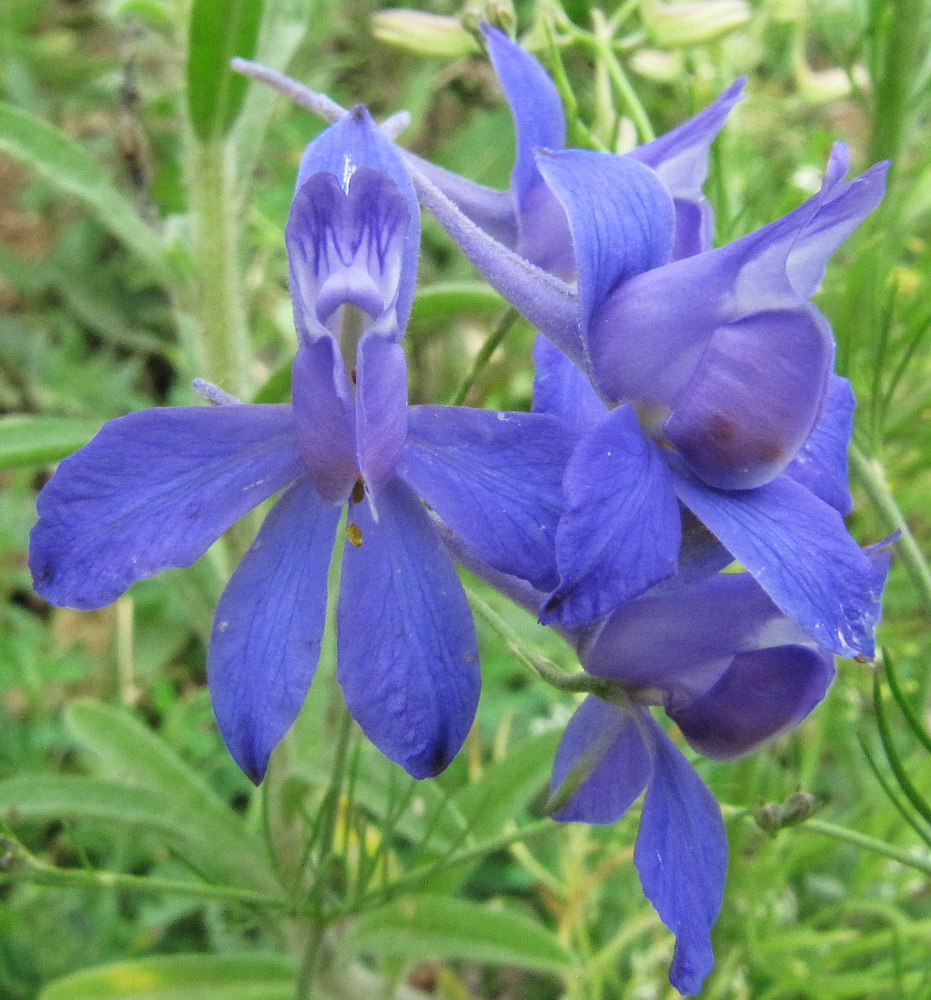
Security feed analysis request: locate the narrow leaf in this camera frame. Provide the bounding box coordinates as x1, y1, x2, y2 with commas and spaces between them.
0, 416, 101, 469
350, 896, 572, 972
39, 954, 295, 1000
187, 0, 264, 141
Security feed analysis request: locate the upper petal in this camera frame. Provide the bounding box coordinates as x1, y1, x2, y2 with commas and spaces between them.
669, 643, 836, 761
290, 106, 420, 338
337, 477, 480, 779
629, 78, 745, 259
208, 478, 340, 783
30, 405, 302, 610
635, 716, 727, 996
536, 147, 676, 333
399, 405, 574, 590
672, 469, 886, 658
540, 406, 681, 627
549, 697, 653, 824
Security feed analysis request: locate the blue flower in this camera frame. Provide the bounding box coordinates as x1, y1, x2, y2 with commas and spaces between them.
409, 37, 888, 656
30, 107, 574, 782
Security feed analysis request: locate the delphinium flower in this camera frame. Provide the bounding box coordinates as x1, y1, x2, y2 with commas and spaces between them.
399, 30, 889, 662
439, 341, 891, 995
30, 106, 575, 783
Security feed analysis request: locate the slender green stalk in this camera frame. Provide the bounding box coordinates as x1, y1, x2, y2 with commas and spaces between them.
849, 443, 931, 613
0, 836, 286, 909
799, 818, 931, 878
187, 138, 253, 399
447, 307, 520, 406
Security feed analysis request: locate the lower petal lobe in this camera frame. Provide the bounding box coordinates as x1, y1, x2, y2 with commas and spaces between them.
549, 697, 653, 824
30, 404, 302, 610
541, 406, 681, 627
635, 717, 727, 996
208, 478, 340, 783
337, 477, 480, 779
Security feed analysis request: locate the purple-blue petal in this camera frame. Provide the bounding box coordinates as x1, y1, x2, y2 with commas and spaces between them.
663, 305, 834, 489
669, 644, 836, 761
292, 107, 420, 333
291, 338, 358, 503
536, 147, 675, 332
784, 374, 854, 514
337, 477, 480, 779
541, 405, 681, 627
531, 334, 607, 436
635, 716, 727, 996
355, 335, 408, 498
30, 405, 302, 610
672, 469, 885, 658
208, 478, 340, 783
482, 23, 566, 214
550, 698, 653, 824
583, 572, 809, 698
629, 79, 745, 259
399, 405, 573, 590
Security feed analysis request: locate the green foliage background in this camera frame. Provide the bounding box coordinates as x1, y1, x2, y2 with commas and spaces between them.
1, 0, 930, 998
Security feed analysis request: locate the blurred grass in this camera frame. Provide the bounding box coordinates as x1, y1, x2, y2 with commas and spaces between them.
1, 1, 930, 998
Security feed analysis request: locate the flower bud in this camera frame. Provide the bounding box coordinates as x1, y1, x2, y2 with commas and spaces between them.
370, 9, 478, 58
461, 0, 516, 37
642, 0, 752, 48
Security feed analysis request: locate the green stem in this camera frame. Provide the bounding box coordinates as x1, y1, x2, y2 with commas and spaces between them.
800, 818, 931, 877
849, 443, 931, 614
447, 307, 520, 406
188, 138, 253, 399
588, 11, 655, 144
0, 836, 286, 910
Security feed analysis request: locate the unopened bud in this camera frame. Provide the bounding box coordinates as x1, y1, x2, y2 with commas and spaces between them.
462, 0, 516, 38
755, 792, 824, 834
642, 0, 752, 48
371, 9, 478, 58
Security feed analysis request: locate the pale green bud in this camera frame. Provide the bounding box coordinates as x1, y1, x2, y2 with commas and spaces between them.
461, 0, 516, 37
642, 0, 752, 48
371, 9, 479, 58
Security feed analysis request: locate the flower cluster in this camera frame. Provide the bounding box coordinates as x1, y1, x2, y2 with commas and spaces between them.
30, 24, 889, 996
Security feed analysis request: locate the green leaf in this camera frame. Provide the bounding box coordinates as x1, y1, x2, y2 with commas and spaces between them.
350, 896, 572, 972
39, 954, 295, 1000
0, 103, 166, 278
453, 730, 562, 841
187, 0, 264, 141
409, 281, 506, 324
64, 700, 280, 892
0, 415, 101, 469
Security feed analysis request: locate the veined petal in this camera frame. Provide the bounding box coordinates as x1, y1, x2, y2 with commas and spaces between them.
672, 469, 885, 658
356, 335, 408, 498
550, 698, 653, 824
536, 147, 675, 332
482, 24, 573, 275
583, 572, 809, 700
30, 405, 301, 610
669, 644, 835, 761
532, 334, 607, 436
208, 478, 340, 783
399, 405, 574, 590
291, 106, 420, 336
629, 79, 745, 259
635, 716, 727, 996
338, 477, 480, 779
482, 23, 565, 209
541, 405, 681, 627
664, 305, 834, 489
589, 148, 885, 413
291, 338, 358, 503
784, 374, 854, 514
